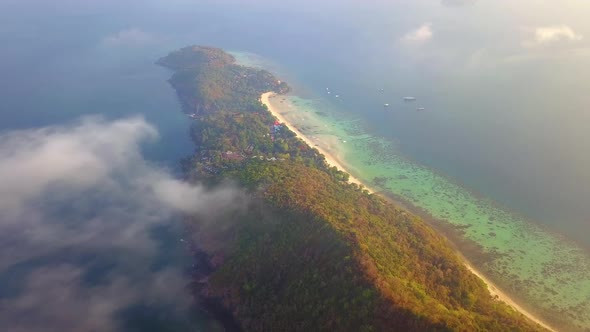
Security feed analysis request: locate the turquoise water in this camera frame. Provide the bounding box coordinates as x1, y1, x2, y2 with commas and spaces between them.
235, 46, 590, 330
4, 1, 590, 330
263, 91, 590, 331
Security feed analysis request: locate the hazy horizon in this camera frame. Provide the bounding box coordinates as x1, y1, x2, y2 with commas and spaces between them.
1, 0, 589, 330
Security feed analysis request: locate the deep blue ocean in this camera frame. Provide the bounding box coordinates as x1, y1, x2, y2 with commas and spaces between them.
1, 1, 589, 330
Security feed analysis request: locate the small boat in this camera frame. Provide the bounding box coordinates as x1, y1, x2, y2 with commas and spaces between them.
335, 95, 340, 98
416, 107, 426, 111
384, 103, 390, 107
403, 97, 416, 102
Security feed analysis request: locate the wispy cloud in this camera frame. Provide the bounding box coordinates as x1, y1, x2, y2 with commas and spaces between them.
0, 117, 243, 331
101, 28, 156, 47
402, 23, 433, 43
524, 25, 583, 47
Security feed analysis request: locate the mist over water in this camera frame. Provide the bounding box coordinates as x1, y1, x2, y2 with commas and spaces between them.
1, 0, 590, 330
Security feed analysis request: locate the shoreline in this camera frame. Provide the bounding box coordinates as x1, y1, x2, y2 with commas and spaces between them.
261, 91, 556, 332
463, 262, 555, 332
261, 92, 371, 192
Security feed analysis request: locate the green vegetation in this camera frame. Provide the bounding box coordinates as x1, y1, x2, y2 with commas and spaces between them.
158, 46, 289, 116
159, 46, 546, 331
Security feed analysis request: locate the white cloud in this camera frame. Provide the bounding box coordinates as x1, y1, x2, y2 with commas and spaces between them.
402, 23, 433, 43
0, 117, 241, 222
101, 28, 156, 47
535, 25, 583, 43
0, 117, 244, 331
524, 25, 583, 47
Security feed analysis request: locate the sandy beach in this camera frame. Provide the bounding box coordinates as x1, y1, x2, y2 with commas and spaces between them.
261, 91, 556, 332
261, 92, 371, 192
464, 263, 555, 331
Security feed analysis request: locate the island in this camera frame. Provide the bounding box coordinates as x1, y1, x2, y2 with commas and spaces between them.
157, 46, 547, 331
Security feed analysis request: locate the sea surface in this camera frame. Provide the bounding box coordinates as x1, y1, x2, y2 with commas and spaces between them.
0, 2, 219, 330
253, 81, 590, 330
238, 47, 590, 329
1, 0, 589, 330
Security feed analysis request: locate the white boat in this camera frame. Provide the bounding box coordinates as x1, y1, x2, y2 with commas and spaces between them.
403, 97, 416, 102
416, 107, 426, 111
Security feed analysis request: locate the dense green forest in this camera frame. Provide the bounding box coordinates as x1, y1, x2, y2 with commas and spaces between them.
158, 46, 546, 331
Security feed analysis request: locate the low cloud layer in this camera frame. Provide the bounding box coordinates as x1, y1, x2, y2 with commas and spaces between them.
0, 117, 242, 331
1, 265, 191, 332
402, 23, 433, 43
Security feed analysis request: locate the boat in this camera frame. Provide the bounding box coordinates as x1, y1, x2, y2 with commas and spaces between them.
384, 103, 390, 107
403, 97, 416, 102
416, 107, 426, 111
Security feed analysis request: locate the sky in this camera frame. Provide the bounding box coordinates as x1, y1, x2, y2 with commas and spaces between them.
0, 0, 589, 330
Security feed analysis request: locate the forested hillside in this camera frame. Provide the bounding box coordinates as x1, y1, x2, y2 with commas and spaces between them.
159, 46, 546, 331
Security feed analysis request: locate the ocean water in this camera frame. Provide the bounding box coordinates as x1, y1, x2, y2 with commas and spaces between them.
0, 2, 218, 331
230, 2, 590, 329
2, 0, 590, 330
257, 90, 590, 329
237, 47, 590, 329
